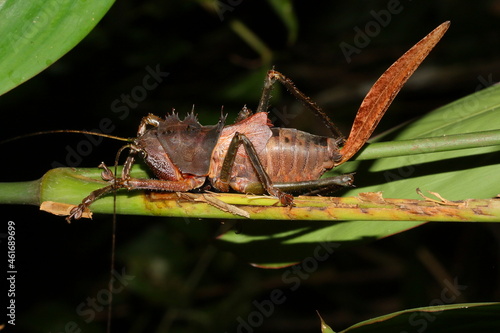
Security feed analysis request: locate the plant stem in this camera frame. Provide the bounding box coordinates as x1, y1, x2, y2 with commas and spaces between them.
0, 179, 40, 205
0, 129, 499, 222
355, 129, 500, 160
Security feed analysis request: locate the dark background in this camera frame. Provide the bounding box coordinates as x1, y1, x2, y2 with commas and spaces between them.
1, 1, 499, 332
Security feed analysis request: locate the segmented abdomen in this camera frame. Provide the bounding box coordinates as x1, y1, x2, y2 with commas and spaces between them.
260, 128, 341, 183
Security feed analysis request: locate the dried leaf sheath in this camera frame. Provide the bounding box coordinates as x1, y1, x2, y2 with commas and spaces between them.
339, 21, 450, 164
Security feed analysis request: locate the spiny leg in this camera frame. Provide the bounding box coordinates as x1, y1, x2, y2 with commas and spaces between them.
68, 114, 163, 221
256, 69, 345, 144
67, 161, 206, 221
273, 173, 355, 196
219, 131, 293, 205
67, 163, 123, 221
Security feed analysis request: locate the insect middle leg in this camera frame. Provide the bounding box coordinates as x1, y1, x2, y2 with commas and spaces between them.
218, 131, 294, 205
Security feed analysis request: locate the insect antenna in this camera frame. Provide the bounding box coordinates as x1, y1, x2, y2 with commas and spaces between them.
0, 129, 132, 145
105, 143, 134, 332
5, 129, 135, 331
107, 193, 117, 333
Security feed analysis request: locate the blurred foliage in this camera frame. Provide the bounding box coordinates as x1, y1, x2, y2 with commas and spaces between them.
1, 0, 499, 332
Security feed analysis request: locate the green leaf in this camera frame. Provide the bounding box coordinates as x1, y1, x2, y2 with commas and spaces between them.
318, 311, 336, 333
217, 84, 500, 266
267, 0, 298, 44
229, 19, 273, 66
337, 302, 500, 333
0, 0, 115, 96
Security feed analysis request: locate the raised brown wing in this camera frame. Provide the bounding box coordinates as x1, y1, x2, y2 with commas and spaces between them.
338, 21, 450, 165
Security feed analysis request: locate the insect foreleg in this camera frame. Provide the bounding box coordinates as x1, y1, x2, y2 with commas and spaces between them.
218, 132, 294, 205
67, 161, 206, 221
67, 163, 122, 221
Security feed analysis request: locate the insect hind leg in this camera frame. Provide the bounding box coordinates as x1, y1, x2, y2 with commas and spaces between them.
273, 173, 355, 196
256, 69, 345, 144
218, 131, 294, 206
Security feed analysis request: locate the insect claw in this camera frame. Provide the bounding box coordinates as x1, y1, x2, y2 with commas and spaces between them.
99, 162, 115, 181
281, 193, 295, 206
67, 205, 83, 222
342, 173, 355, 187
271, 189, 294, 206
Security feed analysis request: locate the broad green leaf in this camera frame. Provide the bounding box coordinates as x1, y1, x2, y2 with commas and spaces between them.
217, 84, 500, 267
337, 302, 500, 333
0, 0, 115, 96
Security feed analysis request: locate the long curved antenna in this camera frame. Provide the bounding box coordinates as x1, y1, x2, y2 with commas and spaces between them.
338, 21, 450, 165
0, 130, 132, 145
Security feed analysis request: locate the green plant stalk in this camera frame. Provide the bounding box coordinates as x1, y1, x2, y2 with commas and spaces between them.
1, 166, 499, 222
356, 129, 500, 160
1, 128, 500, 221
0, 179, 40, 205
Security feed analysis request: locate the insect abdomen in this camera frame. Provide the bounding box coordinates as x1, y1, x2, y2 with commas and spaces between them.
260, 128, 341, 183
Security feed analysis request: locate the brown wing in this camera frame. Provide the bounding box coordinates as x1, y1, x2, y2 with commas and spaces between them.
338, 21, 450, 165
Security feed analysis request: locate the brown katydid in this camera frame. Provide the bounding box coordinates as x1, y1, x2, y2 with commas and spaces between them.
0, 21, 450, 332
64, 21, 450, 221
